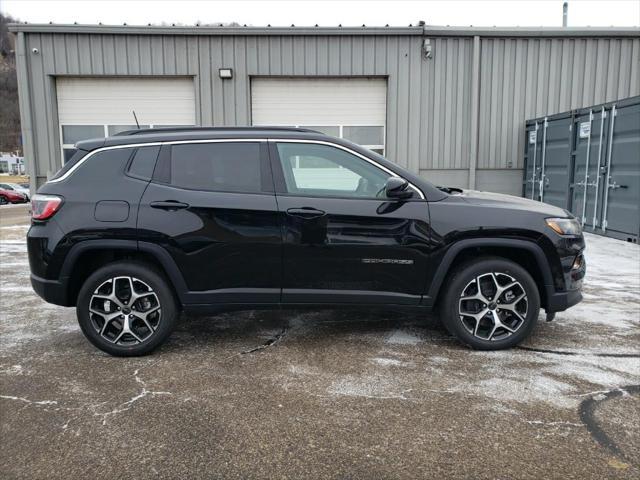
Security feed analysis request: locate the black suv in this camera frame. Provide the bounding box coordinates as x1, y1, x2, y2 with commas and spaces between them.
28, 127, 585, 356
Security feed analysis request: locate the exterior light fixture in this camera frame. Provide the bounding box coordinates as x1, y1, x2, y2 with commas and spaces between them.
219, 68, 233, 79
423, 39, 433, 59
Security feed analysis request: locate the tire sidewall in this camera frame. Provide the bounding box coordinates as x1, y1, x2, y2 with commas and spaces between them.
77, 262, 178, 356
442, 258, 541, 350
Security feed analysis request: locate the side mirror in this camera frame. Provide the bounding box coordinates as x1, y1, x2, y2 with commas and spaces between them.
385, 177, 413, 199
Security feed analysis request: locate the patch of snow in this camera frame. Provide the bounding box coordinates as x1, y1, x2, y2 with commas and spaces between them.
372, 357, 411, 367
0, 286, 34, 293
462, 376, 577, 409
0, 395, 57, 405
428, 356, 449, 365
385, 329, 421, 345
0, 364, 24, 375
329, 374, 413, 400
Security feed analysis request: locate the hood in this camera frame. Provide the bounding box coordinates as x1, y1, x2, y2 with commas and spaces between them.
455, 189, 570, 217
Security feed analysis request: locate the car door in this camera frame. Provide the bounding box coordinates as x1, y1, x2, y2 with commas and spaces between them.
137, 140, 281, 305
270, 140, 431, 305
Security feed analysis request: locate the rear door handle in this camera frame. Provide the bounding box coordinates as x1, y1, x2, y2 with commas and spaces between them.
286, 207, 326, 219
150, 200, 190, 211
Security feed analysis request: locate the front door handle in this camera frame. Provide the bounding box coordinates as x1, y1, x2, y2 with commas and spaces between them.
150, 200, 190, 211
286, 207, 326, 219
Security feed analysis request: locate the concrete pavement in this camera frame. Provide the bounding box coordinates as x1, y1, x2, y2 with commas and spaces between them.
1, 203, 638, 479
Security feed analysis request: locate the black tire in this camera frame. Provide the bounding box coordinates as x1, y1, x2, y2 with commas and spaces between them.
0, 196, 7, 205
76, 261, 179, 356
440, 257, 540, 350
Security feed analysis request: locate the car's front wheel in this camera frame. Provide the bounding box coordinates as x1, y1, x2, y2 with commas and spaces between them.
440, 257, 540, 350
76, 261, 178, 356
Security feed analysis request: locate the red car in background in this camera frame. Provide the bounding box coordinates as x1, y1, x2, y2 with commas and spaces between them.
0, 188, 28, 205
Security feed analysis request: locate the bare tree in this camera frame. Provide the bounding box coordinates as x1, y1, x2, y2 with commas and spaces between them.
0, 13, 21, 154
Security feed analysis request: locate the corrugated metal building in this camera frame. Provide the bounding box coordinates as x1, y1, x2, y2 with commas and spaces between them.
9, 23, 640, 193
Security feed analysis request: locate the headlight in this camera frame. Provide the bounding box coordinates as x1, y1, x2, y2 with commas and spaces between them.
546, 217, 582, 236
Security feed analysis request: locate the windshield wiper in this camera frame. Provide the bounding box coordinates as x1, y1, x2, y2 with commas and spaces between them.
437, 186, 464, 194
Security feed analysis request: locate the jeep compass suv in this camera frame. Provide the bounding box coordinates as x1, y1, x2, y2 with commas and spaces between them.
28, 127, 585, 356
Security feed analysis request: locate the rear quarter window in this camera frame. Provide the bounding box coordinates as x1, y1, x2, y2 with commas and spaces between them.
49, 149, 89, 181
67, 148, 135, 184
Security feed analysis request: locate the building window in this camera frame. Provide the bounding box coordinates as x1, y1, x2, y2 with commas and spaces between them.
288, 125, 386, 155
59, 124, 192, 164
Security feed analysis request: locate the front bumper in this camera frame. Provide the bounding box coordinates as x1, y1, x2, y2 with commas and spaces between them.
546, 250, 586, 313
546, 288, 583, 313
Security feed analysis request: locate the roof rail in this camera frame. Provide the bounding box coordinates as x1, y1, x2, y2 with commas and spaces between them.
114, 126, 321, 136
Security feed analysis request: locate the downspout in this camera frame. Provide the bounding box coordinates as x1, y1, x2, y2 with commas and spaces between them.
14, 31, 37, 193
469, 35, 481, 189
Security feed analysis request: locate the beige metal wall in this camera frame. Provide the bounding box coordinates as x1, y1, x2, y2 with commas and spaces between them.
478, 37, 640, 171
11, 25, 640, 194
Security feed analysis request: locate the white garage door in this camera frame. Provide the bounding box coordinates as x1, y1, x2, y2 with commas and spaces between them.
251, 78, 387, 154
56, 77, 196, 162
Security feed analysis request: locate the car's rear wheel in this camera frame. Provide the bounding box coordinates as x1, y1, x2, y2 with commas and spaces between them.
0, 196, 8, 205
440, 257, 540, 350
76, 261, 178, 356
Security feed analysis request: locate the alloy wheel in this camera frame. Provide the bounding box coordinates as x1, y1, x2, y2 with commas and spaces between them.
458, 272, 528, 341
89, 276, 162, 345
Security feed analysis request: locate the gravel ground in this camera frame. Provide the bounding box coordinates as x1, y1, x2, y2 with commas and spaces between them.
1, 203, 639, 479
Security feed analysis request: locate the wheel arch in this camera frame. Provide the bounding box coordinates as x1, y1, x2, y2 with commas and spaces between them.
60, 240, 188, 307
424, 238, 554, 310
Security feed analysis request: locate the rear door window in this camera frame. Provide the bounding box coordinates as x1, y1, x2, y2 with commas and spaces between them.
169, 142, 266, 193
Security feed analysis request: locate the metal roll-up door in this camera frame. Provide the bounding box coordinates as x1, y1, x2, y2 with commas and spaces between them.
251, 77, 387, 154
56, 77, 196, 162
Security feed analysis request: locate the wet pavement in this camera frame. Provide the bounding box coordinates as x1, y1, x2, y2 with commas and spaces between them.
1, 203, 639, 479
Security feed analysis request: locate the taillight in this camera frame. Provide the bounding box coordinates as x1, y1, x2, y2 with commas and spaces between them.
31, 194, 63, 221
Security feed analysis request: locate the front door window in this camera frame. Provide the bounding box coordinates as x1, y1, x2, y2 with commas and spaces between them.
275, 142, 391, 199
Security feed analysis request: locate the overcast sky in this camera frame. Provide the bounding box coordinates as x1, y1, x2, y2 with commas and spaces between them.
2, 0, 639, 28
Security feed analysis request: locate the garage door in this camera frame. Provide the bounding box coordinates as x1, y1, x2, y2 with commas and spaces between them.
251, 78, 387, 154
56, 77, 196, 162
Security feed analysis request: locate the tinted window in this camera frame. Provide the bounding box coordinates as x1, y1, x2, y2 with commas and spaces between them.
170, 142, 262, 193
50, 149, 89, 181
128, 146, 160, 179
63, 148, 77, 163
276, 142, 390, 198
71, 148, 135, 183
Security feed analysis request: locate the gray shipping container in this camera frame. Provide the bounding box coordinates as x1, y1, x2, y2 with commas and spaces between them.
523, 96, 640, 242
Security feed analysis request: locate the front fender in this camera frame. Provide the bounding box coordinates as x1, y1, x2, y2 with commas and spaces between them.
421, 237, 555, 309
